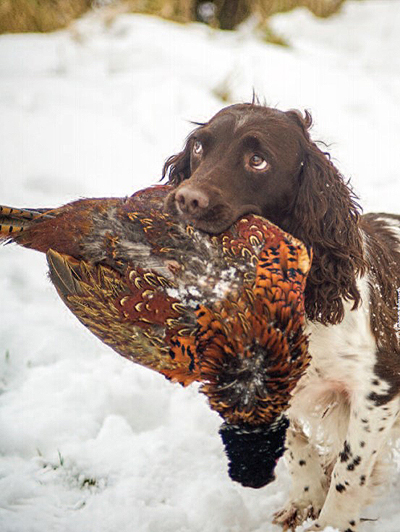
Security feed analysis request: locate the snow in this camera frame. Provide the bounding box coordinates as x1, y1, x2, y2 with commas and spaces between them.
1, 1, 400, 530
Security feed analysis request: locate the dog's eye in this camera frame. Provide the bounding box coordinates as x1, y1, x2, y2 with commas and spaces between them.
193, 141, 203, 155
249, 154, 268, 171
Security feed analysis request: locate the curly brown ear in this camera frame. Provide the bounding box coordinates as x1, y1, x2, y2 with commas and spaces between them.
285, 110, 367, 325
162, 136, 193, 186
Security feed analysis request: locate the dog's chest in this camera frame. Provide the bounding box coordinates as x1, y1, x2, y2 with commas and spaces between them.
289, 278, 389, 419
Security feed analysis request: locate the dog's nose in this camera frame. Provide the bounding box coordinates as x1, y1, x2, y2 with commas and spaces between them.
175, 187, 209, 215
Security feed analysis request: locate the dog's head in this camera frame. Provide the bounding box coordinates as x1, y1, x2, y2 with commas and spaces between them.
163, 103, 366, 326
163, 104, 307, 234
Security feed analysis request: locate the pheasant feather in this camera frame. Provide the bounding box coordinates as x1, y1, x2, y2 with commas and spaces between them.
1, 184, 312, 487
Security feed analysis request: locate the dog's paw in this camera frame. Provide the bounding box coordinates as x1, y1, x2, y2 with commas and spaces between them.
273, 502, 319, 531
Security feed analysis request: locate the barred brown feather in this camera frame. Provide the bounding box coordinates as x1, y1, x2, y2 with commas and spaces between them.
1, 184, 312, 487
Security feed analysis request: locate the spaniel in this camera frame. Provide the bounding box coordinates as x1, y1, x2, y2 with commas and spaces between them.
163, 103, 400, 531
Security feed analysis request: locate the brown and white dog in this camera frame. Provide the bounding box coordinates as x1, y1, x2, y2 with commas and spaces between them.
163, 103, 400, 531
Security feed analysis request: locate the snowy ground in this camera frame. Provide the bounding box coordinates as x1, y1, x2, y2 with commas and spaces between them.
1, 1, 400, 531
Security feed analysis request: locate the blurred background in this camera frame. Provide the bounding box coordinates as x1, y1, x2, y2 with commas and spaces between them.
1, 2, 400, 531
0, 1, 360, 34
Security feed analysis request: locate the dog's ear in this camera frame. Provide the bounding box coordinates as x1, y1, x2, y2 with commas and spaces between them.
162, 136, 194, 186
285, 109, 366, 325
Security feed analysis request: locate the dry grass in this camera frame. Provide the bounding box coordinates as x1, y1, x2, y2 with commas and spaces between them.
0, 0, 95, 33
0, 0, 352, 34
256, 0, 347, 19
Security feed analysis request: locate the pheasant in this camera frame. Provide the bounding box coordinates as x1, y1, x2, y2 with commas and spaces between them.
0, 184, 312, 489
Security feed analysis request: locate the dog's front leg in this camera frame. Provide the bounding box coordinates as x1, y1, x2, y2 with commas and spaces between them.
305, 393, 399, 532
273, 424, 328, 531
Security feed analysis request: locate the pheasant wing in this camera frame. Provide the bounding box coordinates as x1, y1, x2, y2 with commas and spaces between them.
47, 249, 200, 386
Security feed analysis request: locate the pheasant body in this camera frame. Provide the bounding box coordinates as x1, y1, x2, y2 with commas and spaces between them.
1, 184, 312, 487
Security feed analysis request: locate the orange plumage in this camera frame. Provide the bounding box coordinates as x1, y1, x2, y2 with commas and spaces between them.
1, 184, 312, 488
